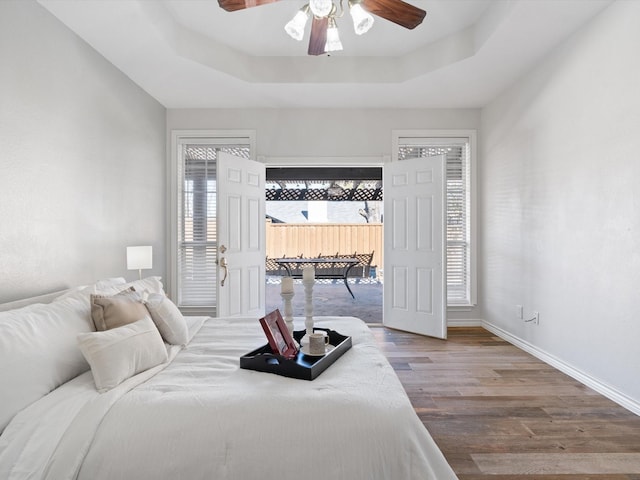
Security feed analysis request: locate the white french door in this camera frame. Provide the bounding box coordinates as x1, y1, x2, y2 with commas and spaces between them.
170, 131, 259, 316
216, 152, 266, 317
383, 155, 447, 338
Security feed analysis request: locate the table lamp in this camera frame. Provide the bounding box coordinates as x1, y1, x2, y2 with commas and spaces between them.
127, 246, 152, 280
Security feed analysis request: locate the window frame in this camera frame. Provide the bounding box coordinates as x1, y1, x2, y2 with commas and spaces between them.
392, 130, 477, 309
168, 130, 256, 313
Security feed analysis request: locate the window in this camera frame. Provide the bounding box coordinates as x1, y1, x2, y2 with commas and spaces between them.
170, 132, 254, 313
394, 132, 476, 307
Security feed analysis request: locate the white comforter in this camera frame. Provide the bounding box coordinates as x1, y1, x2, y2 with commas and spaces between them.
0, 316, 457, 480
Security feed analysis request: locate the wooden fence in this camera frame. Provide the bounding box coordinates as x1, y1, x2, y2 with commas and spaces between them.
266, 222, 383, 270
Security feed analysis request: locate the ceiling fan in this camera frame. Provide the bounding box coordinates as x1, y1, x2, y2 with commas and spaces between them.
217, 0, 427, 55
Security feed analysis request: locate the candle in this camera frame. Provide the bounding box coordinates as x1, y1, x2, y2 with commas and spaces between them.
281, 276, 294, 293
302, 266, 315, 282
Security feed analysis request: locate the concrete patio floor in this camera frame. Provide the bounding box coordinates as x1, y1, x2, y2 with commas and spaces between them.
265, 276, 383, 324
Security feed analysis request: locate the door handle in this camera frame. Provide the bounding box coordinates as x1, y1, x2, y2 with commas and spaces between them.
219, 257, 228, 287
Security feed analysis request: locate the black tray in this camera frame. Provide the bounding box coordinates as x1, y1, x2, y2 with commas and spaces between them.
240, 328, 352, 380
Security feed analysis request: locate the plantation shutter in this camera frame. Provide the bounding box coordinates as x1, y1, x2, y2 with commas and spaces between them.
397, 138, 471, 305
177, 141, 251, 309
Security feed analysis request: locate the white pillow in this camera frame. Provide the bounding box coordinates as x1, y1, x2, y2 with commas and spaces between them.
64, 276, 163, 297
52, 277, 127, 303
122, 276, 165, 296
77, 316, 168, 393
144, 293, 189, 346
93, 277, 127, 290
0, 289, 72, 312
0, 294, 94, 432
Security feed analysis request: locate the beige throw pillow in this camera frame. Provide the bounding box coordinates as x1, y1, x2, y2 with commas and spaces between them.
77, 316, 168, 392
90, 288, 148, 331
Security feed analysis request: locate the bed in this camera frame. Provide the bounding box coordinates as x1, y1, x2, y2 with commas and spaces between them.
0, 277, 457, 480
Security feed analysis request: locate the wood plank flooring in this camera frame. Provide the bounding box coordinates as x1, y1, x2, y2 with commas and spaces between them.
370, 326, 640, 480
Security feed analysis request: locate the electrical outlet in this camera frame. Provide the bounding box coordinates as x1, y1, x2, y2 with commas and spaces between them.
516, 305, 523, 319
533, 311, 539, 325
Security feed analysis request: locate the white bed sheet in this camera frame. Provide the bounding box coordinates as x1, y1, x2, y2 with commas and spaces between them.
0, 316, 457, 480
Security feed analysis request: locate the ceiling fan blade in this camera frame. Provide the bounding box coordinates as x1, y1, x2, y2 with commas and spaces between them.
308, 17, 328, 56
362, 0, 426, 29
218, 0, 279, 12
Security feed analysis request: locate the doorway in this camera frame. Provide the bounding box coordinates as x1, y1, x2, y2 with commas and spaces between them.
264, 167, 383, 323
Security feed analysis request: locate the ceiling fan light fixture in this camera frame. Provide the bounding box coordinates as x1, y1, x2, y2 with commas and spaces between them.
325, 17, 343, 52
284, 6, 310, 41
222, 0, 427, 55
309, 0, 333, 18
349, 1, 374, 35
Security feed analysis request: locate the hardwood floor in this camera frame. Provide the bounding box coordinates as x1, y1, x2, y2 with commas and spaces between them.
370, 326, 640, 480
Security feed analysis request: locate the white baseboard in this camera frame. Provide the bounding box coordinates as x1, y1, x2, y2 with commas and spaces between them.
482, 320, 640, 416
447, 318, 483, 327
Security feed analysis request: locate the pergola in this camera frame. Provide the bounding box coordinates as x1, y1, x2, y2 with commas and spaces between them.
266, 167, 382, 202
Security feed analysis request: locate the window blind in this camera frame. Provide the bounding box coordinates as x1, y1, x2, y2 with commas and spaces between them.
397, 138, 471, 305
178, 143, 250, 308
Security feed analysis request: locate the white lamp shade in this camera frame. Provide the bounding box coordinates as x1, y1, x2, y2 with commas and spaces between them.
325, 22, 343, 52
350, 3, 374, 35
127, 246, 153, 270
285, 10, 309, 41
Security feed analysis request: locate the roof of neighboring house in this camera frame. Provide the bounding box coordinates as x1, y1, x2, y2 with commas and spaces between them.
266, 201, 382, 224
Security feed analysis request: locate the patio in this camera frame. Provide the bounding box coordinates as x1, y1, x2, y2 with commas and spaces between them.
265, 276, 383, 324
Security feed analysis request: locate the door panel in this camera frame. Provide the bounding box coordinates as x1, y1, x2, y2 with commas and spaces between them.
391, 266, 408, 309
226, 267, 242, 316
391, 197, 408, 250
383, 155, 447, 338
217, 152, 265, 318
416, 268, 433, 313
416, 196, 433, 250
248, 198, 260, 250
227, 195, 242, 250
247, 265, 261, 312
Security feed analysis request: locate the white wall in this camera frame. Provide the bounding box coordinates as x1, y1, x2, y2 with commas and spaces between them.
167, 108, 482, 321
480, 0, 640, 410
0, 0, 166, 303
168, 109, 479, 158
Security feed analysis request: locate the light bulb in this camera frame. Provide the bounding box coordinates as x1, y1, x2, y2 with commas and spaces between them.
309, 0, 333, 18
325, 18, 343, 52
349, 3, 374, 35
284, 9, 309, 41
